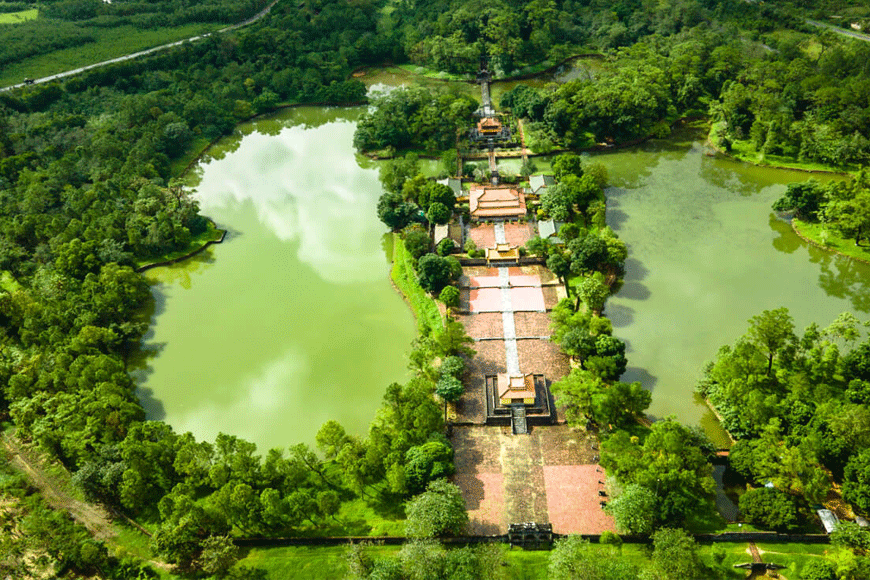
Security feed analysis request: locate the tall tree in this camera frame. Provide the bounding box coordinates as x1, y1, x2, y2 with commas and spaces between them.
746, 307, 795, 376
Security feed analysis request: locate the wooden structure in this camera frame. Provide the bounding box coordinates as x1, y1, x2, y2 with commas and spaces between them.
469, 184, 527, 220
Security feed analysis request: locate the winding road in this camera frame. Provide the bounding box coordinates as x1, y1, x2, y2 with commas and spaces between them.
807, 19, 870, 43
0, 0, 279, 92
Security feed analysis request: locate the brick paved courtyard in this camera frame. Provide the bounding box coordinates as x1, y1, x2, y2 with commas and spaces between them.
450, 261, 611, 534
451, 425, 616, 534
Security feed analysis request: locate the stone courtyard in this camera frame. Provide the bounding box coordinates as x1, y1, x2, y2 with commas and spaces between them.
452, 425, 616, 535
448, 229, 616, 534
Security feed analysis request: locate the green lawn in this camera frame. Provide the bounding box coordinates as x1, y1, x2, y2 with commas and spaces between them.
721, 137, 856, 174
229, 541, 834, 580
234, 545, 377, 580
751, 542, 832, 580
0, 23, 227, 87
793, 217, 870, 264
390, 233, 443, 335
232, 545, 550, 580
0, 8, 37, 24
396, 63, 474, 82
288, 495, 405, 538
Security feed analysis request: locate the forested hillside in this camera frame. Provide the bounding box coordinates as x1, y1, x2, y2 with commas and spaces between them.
0, 0, 272, 68
3, 0, 870, 576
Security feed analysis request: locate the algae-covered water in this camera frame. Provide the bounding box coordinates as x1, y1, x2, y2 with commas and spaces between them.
134, 107, 416, 452
596, 125, 865, 441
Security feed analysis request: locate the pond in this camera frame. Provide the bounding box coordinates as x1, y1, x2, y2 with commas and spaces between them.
595, 124, 866, 443
133, 107, 416, 452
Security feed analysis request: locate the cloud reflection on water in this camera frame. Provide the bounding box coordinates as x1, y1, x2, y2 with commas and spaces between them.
173, 348, 309, 450
194, 121, 388, 285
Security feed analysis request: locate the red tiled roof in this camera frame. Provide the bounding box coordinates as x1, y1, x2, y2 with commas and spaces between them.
469, 185, 526, 218
497, 373, 536, 400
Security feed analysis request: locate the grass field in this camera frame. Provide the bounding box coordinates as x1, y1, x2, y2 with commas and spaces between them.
0, 8, 37, 24
229, 540, 834, 580
0, 22, 226, 87
390, 233, 443, 335
793, 217, 870, 264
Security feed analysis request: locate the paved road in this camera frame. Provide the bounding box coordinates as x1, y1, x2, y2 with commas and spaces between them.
0, 0, 279, 92
807, 19, 870, 43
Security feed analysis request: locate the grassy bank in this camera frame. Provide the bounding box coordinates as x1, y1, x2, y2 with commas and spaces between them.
390, 233, 443, 334
708, 122, 855, 175
134, 220, 225, 270
0, 22, 226, 87
792, 217, 870, 264
0, 8, 37, 24
229, 541, 833, 580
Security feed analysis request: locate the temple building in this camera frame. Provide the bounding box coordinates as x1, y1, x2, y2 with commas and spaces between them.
478, 117, 503, 136
485, 243, 520, 265
498, 373, 537, 406
469, 184, 527, 220
470, 115, 511, 143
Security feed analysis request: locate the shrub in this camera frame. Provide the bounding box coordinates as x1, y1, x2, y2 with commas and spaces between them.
801, 560, 837, 580
440, 355, 465, 378
418, 253, 454, 294
439, 285, 460, 308
404, 229, 431, 260
405, 441, 454, 495
404, 479, 468, 538
738, 487, 798, 532
427, 202, 451, 225
436, 238, 455, 256
600, 531, 622, 546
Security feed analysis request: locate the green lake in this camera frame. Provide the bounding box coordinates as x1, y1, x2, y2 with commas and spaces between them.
134, 107, 416, 452
137, 104, 870, 451
594, 125, 867, 440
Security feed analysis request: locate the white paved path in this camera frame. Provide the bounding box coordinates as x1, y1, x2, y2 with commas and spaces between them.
498, 267, 520, 375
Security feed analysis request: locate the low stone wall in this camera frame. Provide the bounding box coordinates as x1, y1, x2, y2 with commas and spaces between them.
233, 531, 830, 548
456, 256, 545, 267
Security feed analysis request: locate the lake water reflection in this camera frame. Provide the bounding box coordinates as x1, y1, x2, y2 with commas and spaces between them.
596, 127, 868, 441
134, 107, 416, 452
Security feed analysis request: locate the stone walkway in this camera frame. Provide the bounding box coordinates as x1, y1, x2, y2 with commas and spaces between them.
451, 259, 614, 534
498, 267, 521, 375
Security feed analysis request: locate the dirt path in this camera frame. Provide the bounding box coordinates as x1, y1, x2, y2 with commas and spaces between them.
748, 542, 762, 563
2, 433, 116, 540
516, 119, 530, 164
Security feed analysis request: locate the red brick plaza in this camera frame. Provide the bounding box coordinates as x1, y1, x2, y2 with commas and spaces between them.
449, 223, 616, 535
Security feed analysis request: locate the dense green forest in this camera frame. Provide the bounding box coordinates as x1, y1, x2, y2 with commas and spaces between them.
0, 0, 272, 67
355, 0, 870, 164
698, 309, 870, 515
3, 0, 870, 576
